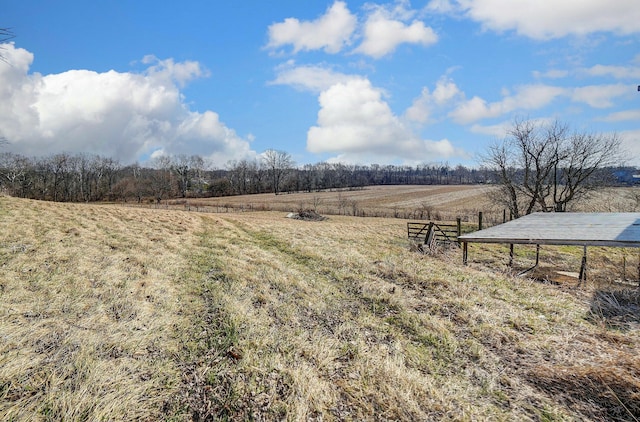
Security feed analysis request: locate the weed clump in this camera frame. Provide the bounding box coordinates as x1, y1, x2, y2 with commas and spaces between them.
286, 209, 327, 221
528, 353, 640, 421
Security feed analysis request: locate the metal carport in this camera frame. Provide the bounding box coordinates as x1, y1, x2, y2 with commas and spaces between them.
458, 212, 640, 282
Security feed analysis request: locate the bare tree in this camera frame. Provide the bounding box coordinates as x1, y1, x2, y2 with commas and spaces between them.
0, 152, 31, 197
189, 155, 207, 196
150, 155, 177, 203
171, 154, 191, 198
482, 118, 622, 217
262, 149, 293, 195
0, 28, 15, 63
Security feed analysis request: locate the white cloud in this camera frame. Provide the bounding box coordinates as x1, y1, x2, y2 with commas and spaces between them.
449, 84, 566, 124
599, 109, 640, 122
307, 78, 467, 164
619, 129, 640, 166
406, 76, 462, 123
266, 1, 437, 59
431, 0, 640, 40
269, 62, 358, 93
449, 82, 632, 124
0, 43, 256, 166
582, 64, 640, 79
141, 55, 209, 87
532, 69, 569, 79
570, 84, 629, 108
425, 0, 456, 13
469, 122, 509, 137
355, 5, 438, 58
266, 1, 357, 54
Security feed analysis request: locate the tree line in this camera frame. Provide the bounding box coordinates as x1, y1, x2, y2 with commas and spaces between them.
0, 150, 498, 203
0, 120, 632, 215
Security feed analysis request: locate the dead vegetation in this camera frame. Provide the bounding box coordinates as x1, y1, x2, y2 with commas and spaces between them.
1, 194, 639, 420
286, 209, 328, 221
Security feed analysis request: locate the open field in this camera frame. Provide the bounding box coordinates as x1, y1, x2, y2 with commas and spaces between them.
173, 185, 503, 222
155, 185, 640, 225
1, 194, 640, 420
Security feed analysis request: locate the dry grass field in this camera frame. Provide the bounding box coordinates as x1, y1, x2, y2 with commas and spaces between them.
1, 191, 640, 420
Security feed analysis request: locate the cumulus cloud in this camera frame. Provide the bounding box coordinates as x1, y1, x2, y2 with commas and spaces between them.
428, 0, 640, 40
0, 43, 256, 166
307, 78, 467, 164
141, 55, 209, 87
354, 4, 438, 58
447, 82, 632, 124
449, 84, 565, 124
269, 62, 358, 93
266, 1, 357, 54
266, 1, 438, 58
405, 76, 462, 123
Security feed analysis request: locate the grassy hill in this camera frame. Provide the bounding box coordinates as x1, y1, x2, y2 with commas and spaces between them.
1, 195, 639, 420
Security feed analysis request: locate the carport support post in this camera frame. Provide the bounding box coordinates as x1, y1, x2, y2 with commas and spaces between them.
509, 244, 514, 267
579, 246, 588, 284
463, 242, 468, 265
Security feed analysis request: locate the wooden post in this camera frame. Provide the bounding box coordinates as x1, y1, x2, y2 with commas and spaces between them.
456, 217, 461, 244
425, 222, 435, 246
579, 246, 588, 285
509, 244, 514, 267
478, 212, 483, 231
463, 242, 468, 265
503, 209, 506, 224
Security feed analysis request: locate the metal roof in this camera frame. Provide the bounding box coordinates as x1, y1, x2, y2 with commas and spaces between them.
458, 212, 640, 248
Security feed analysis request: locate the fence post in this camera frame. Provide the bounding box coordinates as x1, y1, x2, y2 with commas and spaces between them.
456, 217, 461, 244
503, 209, 506, 223
425, 222, 435, 246
478, 212, 483, 230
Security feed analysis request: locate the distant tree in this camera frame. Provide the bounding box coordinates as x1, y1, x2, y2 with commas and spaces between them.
227, 159, 252, 195
0, 152, 30, 196
150, 155, 177, 203
262, 149, 293, 195
189, 155, 207, 196
171, 154, 192, 198
482, 118, 623, 218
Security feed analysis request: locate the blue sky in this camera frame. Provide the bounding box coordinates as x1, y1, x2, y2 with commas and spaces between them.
2, 0, 639, 167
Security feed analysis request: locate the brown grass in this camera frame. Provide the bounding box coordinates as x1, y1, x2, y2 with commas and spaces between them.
155, 185, 640, 223
164, 185, 506, 222
1, 193, 639, 420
